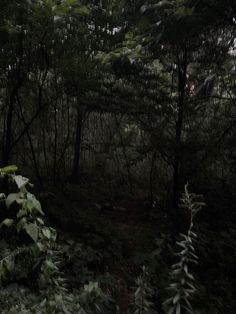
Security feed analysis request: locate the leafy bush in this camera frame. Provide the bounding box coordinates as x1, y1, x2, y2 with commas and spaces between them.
0, 165, 57, 287
0, 166, 114, 313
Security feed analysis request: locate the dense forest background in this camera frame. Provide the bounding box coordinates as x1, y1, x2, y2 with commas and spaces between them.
0, 0, 236, 313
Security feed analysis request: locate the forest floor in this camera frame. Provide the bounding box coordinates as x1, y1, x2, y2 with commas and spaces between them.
44, 186, 236, 313
98, 201, 159, 311
47, 192, 166, 311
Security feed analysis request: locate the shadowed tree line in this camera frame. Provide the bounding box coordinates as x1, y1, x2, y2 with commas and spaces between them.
0, 0, 236, 215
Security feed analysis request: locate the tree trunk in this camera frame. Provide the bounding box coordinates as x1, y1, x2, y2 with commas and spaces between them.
2, 90, 15, 166
53, 102, 58, 183
71, 106, 83, 183
172, 46, 188, 208
149, 151, 156, 205
16, 92, 43, 187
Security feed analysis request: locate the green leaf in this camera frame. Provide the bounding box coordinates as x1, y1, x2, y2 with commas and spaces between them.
53, 0, 90, 16
0, 218, 14, 228
17, 208, 27, 218
14, 175, 29, 189
0, 193, 6, 199
173, 293, 181, 304
42, 227, 51, 239
36, 242, 47, 252
25, 223, 39, 242
0, 165, 18, 173
37, 217, 44, 225
44, 259, 56, 274
176, 303, 181, 314
74, 5, 90, 15
17, 217, 27, 232
4, 256, 15, 272
49, 227, 57, 241
33, 199, 44, 215
26, 193, 44, 215
6, 192, 21, 208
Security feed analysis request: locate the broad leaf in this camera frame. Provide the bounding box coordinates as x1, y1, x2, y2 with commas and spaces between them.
42, 227, 51, 239
0, 193, 6, 199
0, 165, 18, 173
17, 217, 27, 232
14, 175, 29, 189
27, 193, 44, 215
0, 218, 14, 228
6, 192, 21, 208
25, 223, 39, 243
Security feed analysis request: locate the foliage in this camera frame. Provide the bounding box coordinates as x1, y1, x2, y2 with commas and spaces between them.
0, 0, 236, 312
163, 185, 205, 314
0, 166, 236, 313
193, 224, 236, 313
0, 167, 114, 313
0, 166, 57, 287
132, 266, 154, 314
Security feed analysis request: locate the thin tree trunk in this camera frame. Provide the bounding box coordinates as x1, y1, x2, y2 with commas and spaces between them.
42, 125, 49, 177
57, 96, 71, 180
172, 46, 188, 208
71, 106, 83, 183
116, 116, 133, 191
9, 103, 46, 153
2, 92, 15, 166
53, 101, 58, 183
16, 92, 43, 187
149, 151, 156, 204
2, 27, 25, 166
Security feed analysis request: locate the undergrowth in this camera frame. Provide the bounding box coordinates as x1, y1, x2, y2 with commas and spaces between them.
0, 166, 235, 313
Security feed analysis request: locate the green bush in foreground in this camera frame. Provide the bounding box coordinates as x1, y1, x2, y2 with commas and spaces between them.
0, 166, 114, 313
